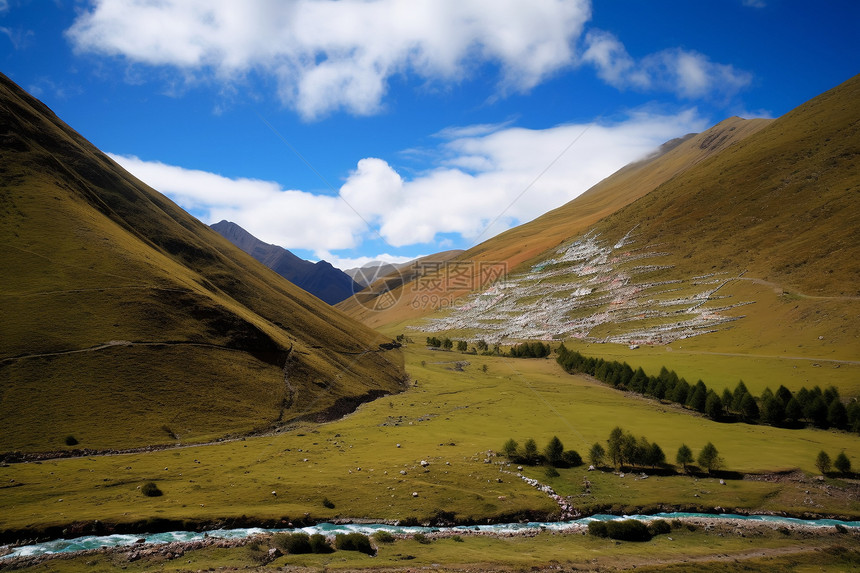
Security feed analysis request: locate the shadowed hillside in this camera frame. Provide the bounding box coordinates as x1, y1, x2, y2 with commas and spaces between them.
210, 220, 362, 305
0, 73, 405, 453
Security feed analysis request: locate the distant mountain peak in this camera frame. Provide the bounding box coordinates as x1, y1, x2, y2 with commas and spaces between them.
210, 221, 362, 305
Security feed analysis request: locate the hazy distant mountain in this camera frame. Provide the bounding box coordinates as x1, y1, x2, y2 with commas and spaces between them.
0, 72, 405, 453
210, 221, 362, 305
345, 262, 401, 288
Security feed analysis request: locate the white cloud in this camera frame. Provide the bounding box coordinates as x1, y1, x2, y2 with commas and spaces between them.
68, 0, 591, 119
582, 30, 752, 100
109, 108, 706, 257
109, 153, 369, 252
315, 252, 419, 271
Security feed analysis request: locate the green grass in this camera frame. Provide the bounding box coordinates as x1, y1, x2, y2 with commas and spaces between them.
2, 345, 858, 539
0, 72, 406, 453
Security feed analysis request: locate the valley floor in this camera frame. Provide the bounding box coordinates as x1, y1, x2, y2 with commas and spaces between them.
1, 343, 859, 570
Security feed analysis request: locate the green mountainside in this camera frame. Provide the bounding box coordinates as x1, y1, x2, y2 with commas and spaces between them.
0, 73, 405, 453
339, 116, 772, 329
357, 75, 858, 363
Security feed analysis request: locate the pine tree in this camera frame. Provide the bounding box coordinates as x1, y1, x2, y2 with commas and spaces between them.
834, 452, 851, 475
815, 450, 831, 475
676, 444, 693, 471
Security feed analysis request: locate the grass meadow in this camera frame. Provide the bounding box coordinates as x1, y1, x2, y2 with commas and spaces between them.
2, 345, 858, 535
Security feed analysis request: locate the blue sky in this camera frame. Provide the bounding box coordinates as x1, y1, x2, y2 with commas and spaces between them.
2, 1, 858, 269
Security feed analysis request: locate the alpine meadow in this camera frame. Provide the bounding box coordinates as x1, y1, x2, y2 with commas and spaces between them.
1, 2, 859, 571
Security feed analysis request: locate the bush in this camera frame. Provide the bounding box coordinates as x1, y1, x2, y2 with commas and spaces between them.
588, 520, 651, 541
587, 521, 608, 537
64, 435, 78, 446
544, 467, 560, 478
335, 532, 374, 555
273, 532, 311, 554
562, 449, 583, 467
246, 541, 269, 563
309, 533, 333, 553
141, 482, 163, 497
322, 496, 335, 509
412, 532, 432, 544
648, 519, 671, 536
606, 520, 652, 542
373, 530, 395, 544
450, 534, 464, 542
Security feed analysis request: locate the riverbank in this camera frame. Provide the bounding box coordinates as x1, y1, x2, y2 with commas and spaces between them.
2, 513, 859, 571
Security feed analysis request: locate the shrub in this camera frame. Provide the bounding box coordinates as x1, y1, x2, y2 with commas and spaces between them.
545, 467, 560, 478
309, 533, 333, 553
450, 534, 464, 542
141, 482, 163, 497
64, 435, 79, 446
587, 521, 608, 537
273, 532, 311, 554
322, 496, 335, 509
648, 519, 671, 536
562, 449, 583, 467
335, 532, 374, 555
412, 532, 432, 544
246, 541, 269, 563
605, 520, 652, 542
373, 530, 395, 544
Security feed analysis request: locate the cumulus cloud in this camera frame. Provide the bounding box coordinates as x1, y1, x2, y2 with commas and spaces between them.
69, 0, 590, 119
582, 29, 752, 100
110, 108, 706, 261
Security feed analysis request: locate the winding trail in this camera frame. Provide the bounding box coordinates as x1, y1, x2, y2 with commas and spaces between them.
733, 276, 860, 301
668, 348, 860, 366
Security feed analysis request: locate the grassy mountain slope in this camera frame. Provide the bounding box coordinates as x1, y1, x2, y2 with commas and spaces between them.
413, 74, 859, 361
0, 73, 405, 453
339, 116, 771, 328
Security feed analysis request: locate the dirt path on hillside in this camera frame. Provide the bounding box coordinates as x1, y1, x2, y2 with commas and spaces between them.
0, 340, 247, 365
668, 348, 860, 366
734, 276, 860, 301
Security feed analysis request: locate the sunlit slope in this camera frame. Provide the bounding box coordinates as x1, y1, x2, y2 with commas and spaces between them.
343, 116, 770, 329
420, 74, 859, 359
0, 73, 405, 452
591, 75, 860, 298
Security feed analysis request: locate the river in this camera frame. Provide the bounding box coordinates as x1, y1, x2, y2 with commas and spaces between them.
4, 512, 859, 559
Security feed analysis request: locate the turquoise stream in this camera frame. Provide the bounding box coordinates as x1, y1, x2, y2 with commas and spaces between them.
4, 513, 859, 559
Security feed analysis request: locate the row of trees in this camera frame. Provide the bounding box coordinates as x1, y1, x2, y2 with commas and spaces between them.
426, 337, 551, 358
504, 428, 724, 475
502, 436, 583, 468
556, 344, 858, 432
815, 450, 853, 475
587, 427, 723, 474
426, 336, 501, 355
